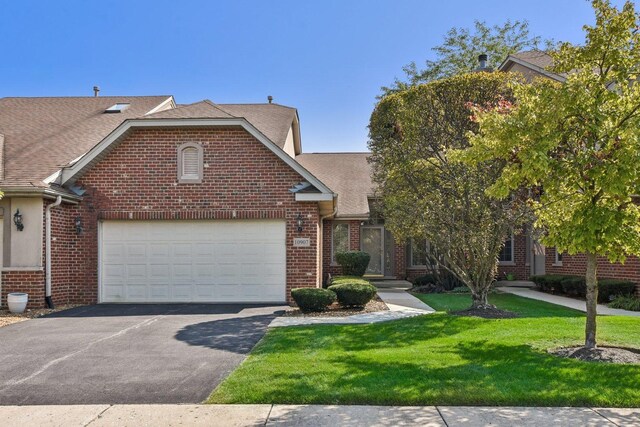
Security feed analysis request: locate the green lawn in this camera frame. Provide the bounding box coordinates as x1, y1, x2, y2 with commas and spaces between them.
207, 293, 640, 407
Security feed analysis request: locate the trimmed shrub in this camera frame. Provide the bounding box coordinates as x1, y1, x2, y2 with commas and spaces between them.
530, 275, 566, 293
598, 279, 637, 303
291, 288, 336, 312
328, 282, 377, 307
335, 251, 371, 277
560, 276, 586, 297
330, 275, 370, 286
609, 295, 640, 311
413, 274, 438, 287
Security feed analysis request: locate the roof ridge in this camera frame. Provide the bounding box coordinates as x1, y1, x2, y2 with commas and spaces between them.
219, 103, 296, 109
202, 100, 236, 117
0, 95, 172, 100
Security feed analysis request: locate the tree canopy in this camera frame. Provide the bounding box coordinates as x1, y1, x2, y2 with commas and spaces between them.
462, 0, 640, 347
382, 20, 549, 95
369, 72, 527, 309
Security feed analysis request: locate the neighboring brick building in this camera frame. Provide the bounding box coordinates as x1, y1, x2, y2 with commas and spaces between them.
2, 51, 639, 309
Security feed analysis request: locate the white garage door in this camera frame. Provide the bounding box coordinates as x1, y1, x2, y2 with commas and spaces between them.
100, 220, 286, 303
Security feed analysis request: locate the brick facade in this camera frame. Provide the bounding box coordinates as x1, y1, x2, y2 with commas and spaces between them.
496, 234, 528, 280
14, 126, 323, 307
1, 270, 45, 308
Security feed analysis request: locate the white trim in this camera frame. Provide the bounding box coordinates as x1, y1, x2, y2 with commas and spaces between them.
498, 234, 515, 265
98, 221, 103, 303
59, 118, 335, 198
553, 247, 563, 266
295, 193, 334, 202
331, 222, 350, 264
2, 267, 44, 272
144, 96, 176, 116
177, 142, 204, 184
498, 56, 566, 82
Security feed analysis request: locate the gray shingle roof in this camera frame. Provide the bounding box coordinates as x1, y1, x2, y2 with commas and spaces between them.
0, 96, 172, 188
295, 152, 373, 218
146, 100, 297, 150
510, 50, 555, 69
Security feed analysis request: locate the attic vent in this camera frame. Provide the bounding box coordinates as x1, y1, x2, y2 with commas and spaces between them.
105, 103, 130, 113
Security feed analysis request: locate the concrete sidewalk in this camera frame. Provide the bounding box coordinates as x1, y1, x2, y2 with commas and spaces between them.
1, 404, 637, 426
500, 286, 640, 317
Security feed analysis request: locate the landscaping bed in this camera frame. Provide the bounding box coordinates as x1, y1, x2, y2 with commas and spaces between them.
283, 295, 388, 318
208, 293, 640, 407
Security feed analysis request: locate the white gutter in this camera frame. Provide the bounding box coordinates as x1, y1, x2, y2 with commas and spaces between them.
318, 206, 338, 287
45, 196, 62, 308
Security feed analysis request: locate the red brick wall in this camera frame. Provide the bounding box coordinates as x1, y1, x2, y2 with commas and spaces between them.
1, 270, 45, 308
546, 250, 640, 295
51, 126, 320, 305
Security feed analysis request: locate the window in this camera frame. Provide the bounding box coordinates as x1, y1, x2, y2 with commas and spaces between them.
498, 235, 514, 264
331, 223, 349, 264
409, 239, 430, 267
104, 103, 130, 113
177, 143, 203, 183
554, 248, 563, 265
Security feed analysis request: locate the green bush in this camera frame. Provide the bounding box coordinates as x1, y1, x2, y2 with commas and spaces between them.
335, 251, 371, 277
330, 275, 370, 286
413, 274, 438, 287
530, 275, 566, 292
608, 295, 640, 311
291, 288, 336, 312
598, 279, 637, 303
560, 276, 586, 297
328, 282, 377, 307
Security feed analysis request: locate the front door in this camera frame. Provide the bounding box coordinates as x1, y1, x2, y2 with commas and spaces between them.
361, 226, 384, 276
531, 239, 546, 276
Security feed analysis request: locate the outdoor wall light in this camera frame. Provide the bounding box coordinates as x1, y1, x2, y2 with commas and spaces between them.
296, 213, 304, 233
13, 209, 24, 231
75, 216, 84, 235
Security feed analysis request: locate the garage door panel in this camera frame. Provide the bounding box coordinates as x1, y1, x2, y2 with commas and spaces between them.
101, 220, 286, 303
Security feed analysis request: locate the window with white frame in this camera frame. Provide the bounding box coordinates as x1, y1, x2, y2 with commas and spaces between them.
409, 239, 430, 267
331, 223, 349, 263
177, 142, 203, 183
498, 235, 514, 263
554, 248, 563, 265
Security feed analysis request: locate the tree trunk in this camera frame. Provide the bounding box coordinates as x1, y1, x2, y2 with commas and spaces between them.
471, 288, 492, 309
585, 251, 598, 349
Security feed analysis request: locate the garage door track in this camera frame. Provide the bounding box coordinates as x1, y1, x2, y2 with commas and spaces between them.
0, 304, 285, 405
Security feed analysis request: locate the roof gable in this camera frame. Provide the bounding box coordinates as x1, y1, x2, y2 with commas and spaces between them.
58, 117, 334, 198
498, 50, 565, 82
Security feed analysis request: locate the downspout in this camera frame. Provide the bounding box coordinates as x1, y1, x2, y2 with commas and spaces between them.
45, 196, 62, 308
318, 204, 338, 287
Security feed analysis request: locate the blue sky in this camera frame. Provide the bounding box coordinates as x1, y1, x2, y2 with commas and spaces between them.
0, 0, 617, 152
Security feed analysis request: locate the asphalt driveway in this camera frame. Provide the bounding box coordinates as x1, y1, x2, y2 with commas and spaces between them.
0, 304, 285, 405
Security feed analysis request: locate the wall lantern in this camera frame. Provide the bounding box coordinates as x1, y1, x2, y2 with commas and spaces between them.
75, 216, 84, 235
296, 213, 304, 233
13, 209, 24, 231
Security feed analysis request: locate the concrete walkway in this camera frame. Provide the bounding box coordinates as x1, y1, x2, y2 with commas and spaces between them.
269, 289, 434, 327
500, 287, 640, 317
1, 404, 637, 426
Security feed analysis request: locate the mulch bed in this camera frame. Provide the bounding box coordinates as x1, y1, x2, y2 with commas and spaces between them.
283, 296, 388, 318
0, 305, 82, 328
550, 346, 640, 364
451, 306, 518, 319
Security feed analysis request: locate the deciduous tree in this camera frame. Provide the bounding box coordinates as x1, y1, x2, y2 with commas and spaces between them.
369, 72, 527, 310
463, 0, 640, 347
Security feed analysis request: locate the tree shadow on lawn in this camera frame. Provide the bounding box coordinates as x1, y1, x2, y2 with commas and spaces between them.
236, 340, 640, 406
254, 313, 481, 354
